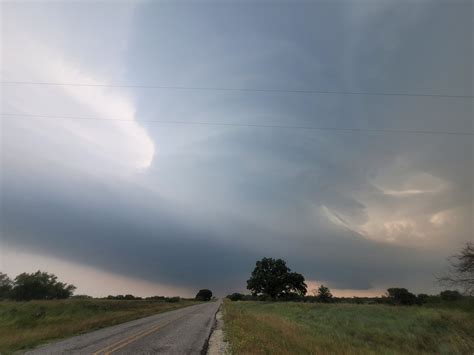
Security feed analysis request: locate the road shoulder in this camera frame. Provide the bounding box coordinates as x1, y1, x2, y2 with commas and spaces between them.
207, 306, 229, 355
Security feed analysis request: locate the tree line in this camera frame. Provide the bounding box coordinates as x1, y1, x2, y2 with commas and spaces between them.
0, 270, 215, 302
227, 242, 473, 305
0, 271, 76, 301
1, 243, 471, 303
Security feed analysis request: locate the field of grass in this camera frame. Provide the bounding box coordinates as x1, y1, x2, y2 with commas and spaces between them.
223, 300, 474, 354
0, 298, 199, 354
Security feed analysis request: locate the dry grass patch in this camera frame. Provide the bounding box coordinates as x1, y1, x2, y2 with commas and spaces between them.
0, 299, 199, 354
223, 300, 474, 354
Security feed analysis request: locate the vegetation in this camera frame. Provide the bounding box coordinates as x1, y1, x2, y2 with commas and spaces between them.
440, 290, 462, 301
0, 271, 75, 301
0, 298, 199, 354
386, 288, 419, 305
223, 300, 474, 354
314, 284, 333, 303
247, 257, 307, 299
195, 289, 213, 301
0, 273, 13, 300
229, 258, 452, 306
438, 242, 474, 295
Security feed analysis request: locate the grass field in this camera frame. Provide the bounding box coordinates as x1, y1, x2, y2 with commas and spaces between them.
223, 300, 474, 354
0, 298, 199, 354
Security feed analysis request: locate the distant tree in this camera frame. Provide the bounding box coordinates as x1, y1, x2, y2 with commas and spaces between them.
386, 288, 417, 305
247, 257, 307, 299
416, 293, 429, 304
438, 243, 474, 295
440, 290, 462, 301
11, 271, 76, 301
227, 293, 244, 301
195, 289, 213, 301
124, 294, 142, 300
316, 284, 333, 303
0, 272, 13, 299
146, 295, 166, 301
71, 294, 92, 299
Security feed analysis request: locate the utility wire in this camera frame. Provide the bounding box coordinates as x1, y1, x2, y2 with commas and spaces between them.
2, 113, 473, 136
1, 81, 473, 99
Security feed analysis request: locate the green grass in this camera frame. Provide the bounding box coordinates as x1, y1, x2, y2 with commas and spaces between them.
223, 300, 474, 354
0, 298, 200, 354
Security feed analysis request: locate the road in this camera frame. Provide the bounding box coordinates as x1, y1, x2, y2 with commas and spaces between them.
27, 300, 221, 355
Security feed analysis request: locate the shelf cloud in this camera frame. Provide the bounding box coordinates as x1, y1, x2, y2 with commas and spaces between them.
1, 0, 472, 296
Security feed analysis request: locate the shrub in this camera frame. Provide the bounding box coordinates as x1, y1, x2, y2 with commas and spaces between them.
71, 294, 93, 299
440, 290, 462, 301
146, 296, 166, 301
416, 293, 429, 304
195, 289, 212, 301
386, 288, 418, 305
0, 273, 13, 299
227, 293, 244, 301
316, 285, 334, 303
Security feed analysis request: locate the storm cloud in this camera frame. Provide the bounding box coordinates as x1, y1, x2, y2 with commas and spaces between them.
1, 0, 472, 296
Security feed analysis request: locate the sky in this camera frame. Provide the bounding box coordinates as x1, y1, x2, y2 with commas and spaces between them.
0, 0, 472, 298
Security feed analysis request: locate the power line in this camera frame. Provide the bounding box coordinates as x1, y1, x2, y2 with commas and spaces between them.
1, 81, 473, 99
2, 113, 473, 136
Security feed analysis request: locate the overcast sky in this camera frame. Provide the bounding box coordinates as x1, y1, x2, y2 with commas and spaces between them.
1, 0, 472, 297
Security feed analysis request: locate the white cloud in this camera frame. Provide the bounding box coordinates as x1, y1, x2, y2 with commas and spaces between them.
3, 10, 155, 175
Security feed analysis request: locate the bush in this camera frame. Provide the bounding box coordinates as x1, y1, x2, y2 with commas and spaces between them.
227, 293, 244, 301
316, 285, 334, 303
386, 288, 418, 305
195, 289, 213, 301
105, 294, 144, 300
0, 273, 13, 299
440, 290, 462, 301
71, 294, 93, 299
416, 293, 429, 304
146, 296, 166, 301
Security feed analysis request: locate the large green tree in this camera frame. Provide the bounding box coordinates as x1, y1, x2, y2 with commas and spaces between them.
247, 257, 307, 299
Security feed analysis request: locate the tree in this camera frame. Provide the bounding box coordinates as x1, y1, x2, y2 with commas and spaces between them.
417, 293, 429, 304
440, 290, 462, 301
11, 271, 76, 301
386, 288, 418, 305
316, 284, 333, 303
247, 257, 307, 299
227, 293, 244, 301
0, 272, 13, 299
438, 242, 474, 295
195, 289, 213, 301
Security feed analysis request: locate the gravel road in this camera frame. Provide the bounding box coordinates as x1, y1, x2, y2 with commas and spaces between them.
26, 300, 221, 354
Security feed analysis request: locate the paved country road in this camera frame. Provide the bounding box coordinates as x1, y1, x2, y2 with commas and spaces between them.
26, 300, 221, 355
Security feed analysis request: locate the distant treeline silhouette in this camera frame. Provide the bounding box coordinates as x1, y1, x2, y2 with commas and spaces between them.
227, 288, 466, 305
226, 255, 471, 306
104, 295, 182, 302
0, 271, 194, 302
